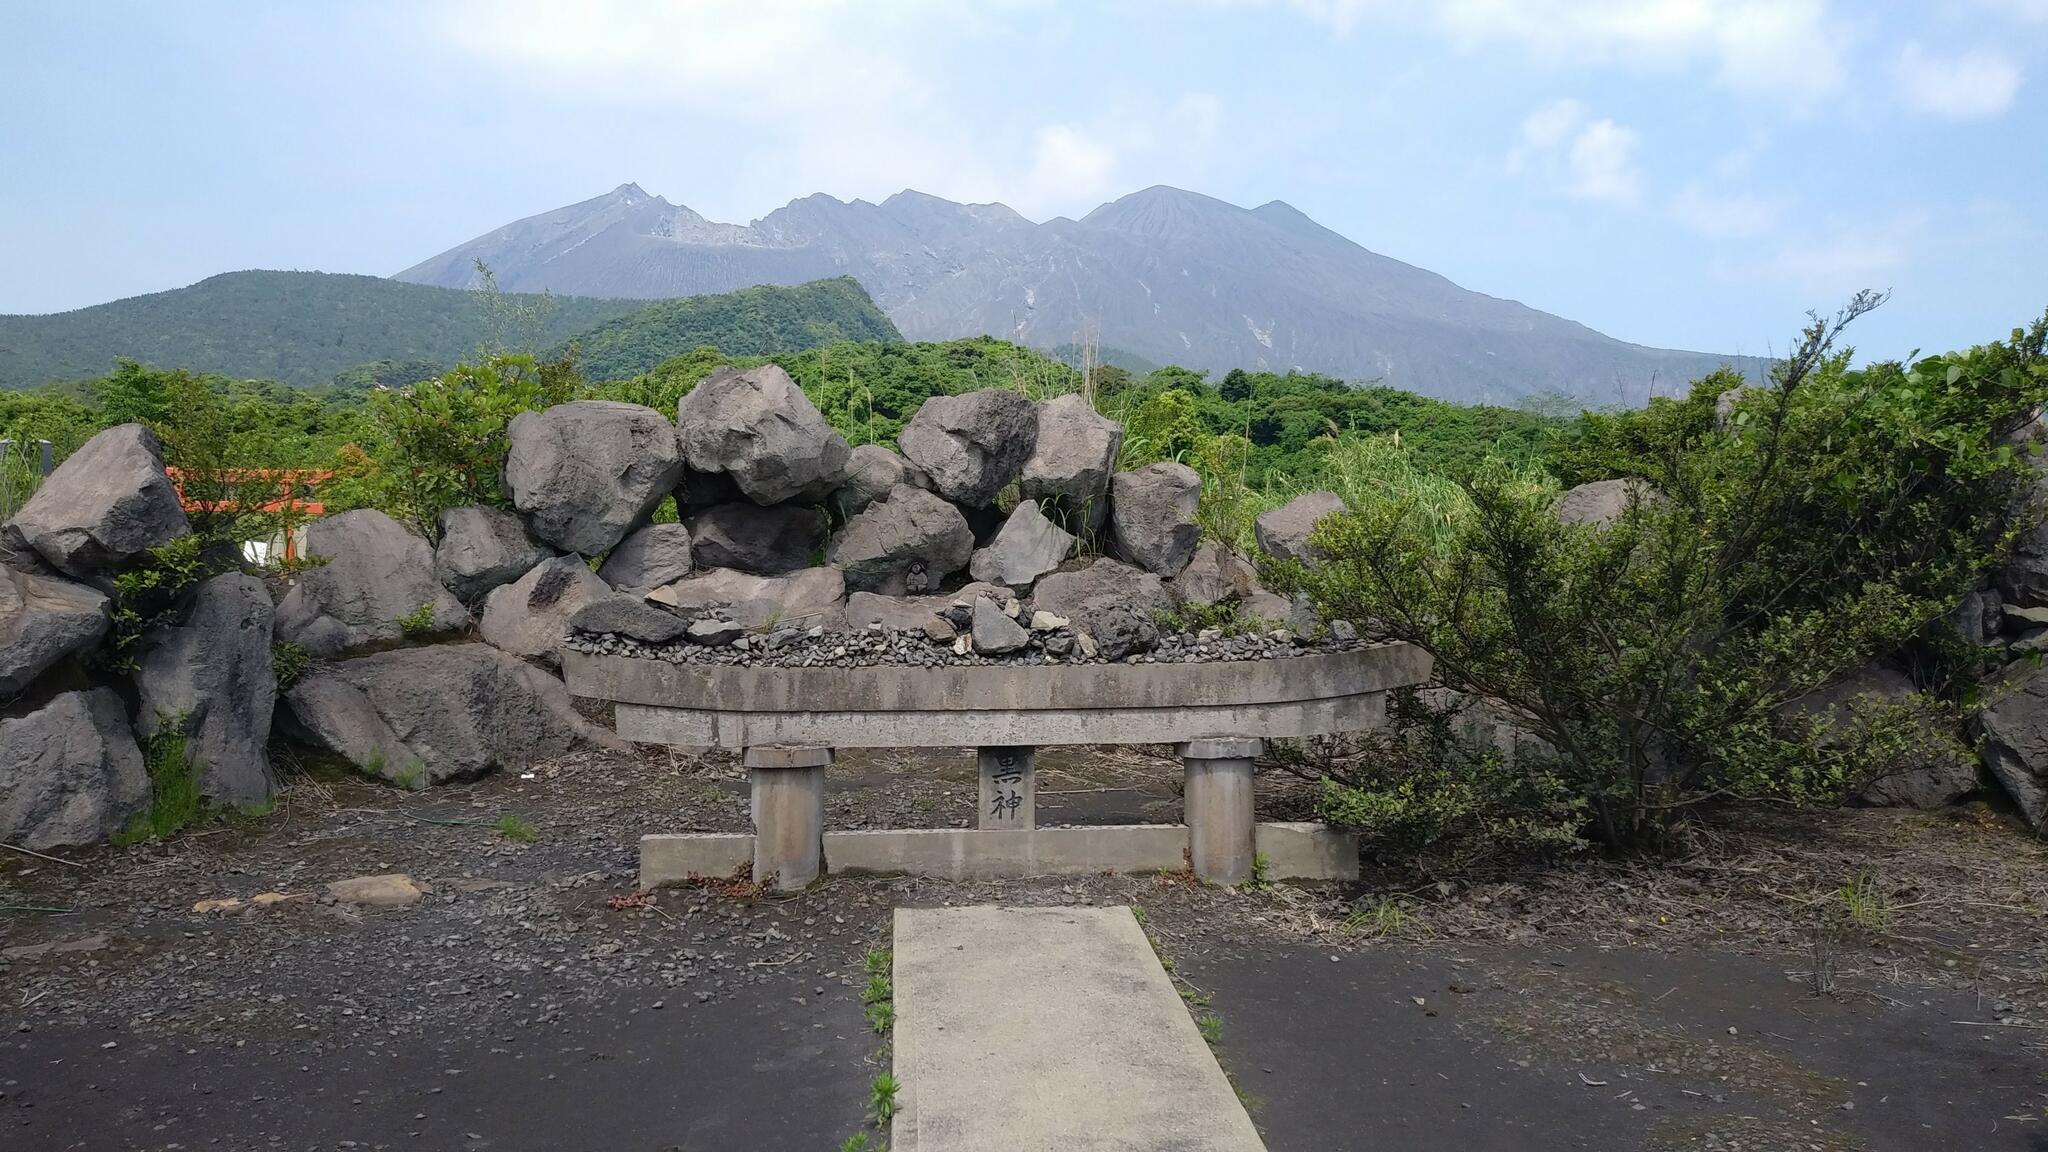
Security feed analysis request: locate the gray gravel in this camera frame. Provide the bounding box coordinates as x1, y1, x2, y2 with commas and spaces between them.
565, 621, 1367, 669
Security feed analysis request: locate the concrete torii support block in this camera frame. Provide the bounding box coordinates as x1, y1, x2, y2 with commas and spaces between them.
745, 744, 831, 890
1181, 737, 1260, 885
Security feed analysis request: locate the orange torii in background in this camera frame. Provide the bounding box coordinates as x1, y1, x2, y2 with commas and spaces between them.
166, 468, 331, 562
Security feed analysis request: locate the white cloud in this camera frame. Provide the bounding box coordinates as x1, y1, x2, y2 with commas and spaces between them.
1979, 0, 2048, 21
1730, 214, 1923, 298
1895, 42, 2023, 119
1670, 184, 1782, 239
1022, 125, 1120, 206
1247, 0, 1852, 101
1566, 119, 1643, 202
1508, 99, 1643, 205
419, 0, 1219, 220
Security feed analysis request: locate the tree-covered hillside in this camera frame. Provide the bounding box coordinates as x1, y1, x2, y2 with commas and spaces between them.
0, 272, 896, 392
0, 271, 649, 390
560, 278, 900, 382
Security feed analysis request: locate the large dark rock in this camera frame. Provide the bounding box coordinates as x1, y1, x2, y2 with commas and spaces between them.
9, 423, 189, 576
1254, 490, 1345, 564
1997, 479, 2048, 608
827, 485, 975, 594
504, 400, 683, 555
0, 566, 110, 697
832, 444, 930, 519
1, 520, 50, 574
596, 523, 694, 594
968, 500, 1074, 588
1110, 463, 1201, 576
1976, 664, 2048, 827
970, 596, 1029, 654
674, 365, 850, 504
1170, 541, 1256, 608
1020, 394, 1122, 531
647, 566, 847, 631
477, 555, 612, 667
1030, 558, 1172, 658
897, 390, 1038, 507
274, 510, 468, 656
845, 589, 986, 632
1784, 665, 1979, 810
434, 505, 556, 603
0, 688, 148, 850
134, 572, 276, 805
567, 594, 689, 643
280, 644, 624, 786
687, 503, 828, 576
675, 466, 744, 515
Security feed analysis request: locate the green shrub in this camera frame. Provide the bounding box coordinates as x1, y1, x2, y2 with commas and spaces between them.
326, 354, 557, 539
1292, 298, 2048, 850
114, 720, 204, 845
494, 814, 539, 843
99, 535, 213, 673
271, 640, 311, 690
396, 602, 439, 637
1300, 688, 1589, 867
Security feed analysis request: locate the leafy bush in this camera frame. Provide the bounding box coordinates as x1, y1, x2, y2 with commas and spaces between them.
1288, 688, 1589, 868
1287, 297, 2048, 850
396, 602, 441, 637
327, 355, 559, 538
113, 719, 204, 845
272, 640, 311, 691
99, 535, 214, 673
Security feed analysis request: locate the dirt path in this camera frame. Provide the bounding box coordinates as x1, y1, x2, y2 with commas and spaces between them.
3, 746, 2043, 1150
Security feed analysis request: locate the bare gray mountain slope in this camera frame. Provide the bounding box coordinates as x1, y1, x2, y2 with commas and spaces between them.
397, 183, 1757, 403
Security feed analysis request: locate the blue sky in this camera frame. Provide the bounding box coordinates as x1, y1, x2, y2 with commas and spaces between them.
1, 0, 2042, 363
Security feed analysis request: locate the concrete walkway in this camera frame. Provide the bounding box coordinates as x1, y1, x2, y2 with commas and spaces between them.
891, 905, 1266, 1151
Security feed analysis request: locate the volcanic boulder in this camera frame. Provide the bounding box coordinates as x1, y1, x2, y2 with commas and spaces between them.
0, 566, 110, 696
435, 505, 556, 603
280, 644, 624, 786
1254, 490, 1346, 565
504, 400, 682, 555
596, 523, 694, 594
0, 689, 149, 850
8, 423, 189, 576
1110, 462, 1201, 576
134, 571, 278, 805
274, 509, 468, 656
1019, 394, 1122, 531
833, 444, 930, 519
687, 502, 828, 576
897, 390, 1038, 507
674, 364, 851, 505
827, 485, 975, 595
477, 554, 613, 667
968, 500, 1074, 588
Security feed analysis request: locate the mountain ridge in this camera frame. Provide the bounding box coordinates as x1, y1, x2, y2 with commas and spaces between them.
396, 183, 1760, 403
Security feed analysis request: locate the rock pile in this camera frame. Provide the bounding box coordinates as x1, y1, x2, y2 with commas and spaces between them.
0, 373, 1333, 849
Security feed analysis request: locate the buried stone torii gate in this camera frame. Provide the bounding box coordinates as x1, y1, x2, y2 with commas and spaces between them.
561, 643, 1432, 890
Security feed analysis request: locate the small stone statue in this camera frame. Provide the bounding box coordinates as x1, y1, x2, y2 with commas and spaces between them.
905, 561, 930, 594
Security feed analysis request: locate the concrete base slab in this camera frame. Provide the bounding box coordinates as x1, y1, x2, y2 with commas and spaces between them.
892, 905, 1265, 1151
639, 832, 753, 888
828, 825, 1187, 880
1255, 820, 1360, 881
640, 823, 1360, 887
